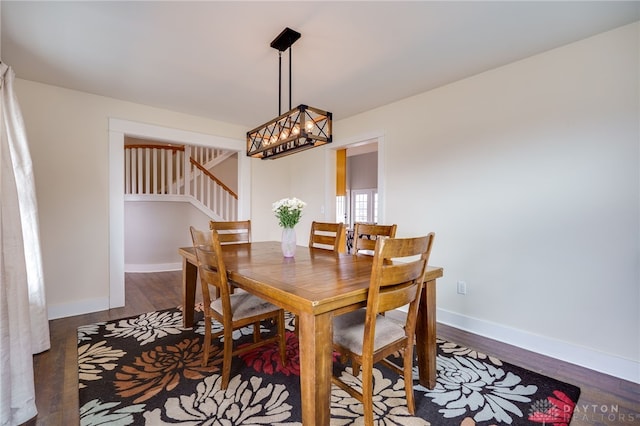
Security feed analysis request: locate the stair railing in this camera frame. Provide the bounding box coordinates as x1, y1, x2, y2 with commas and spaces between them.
124, 143, 237, 220
125, 144, 185, 195
189, 156, 238, 220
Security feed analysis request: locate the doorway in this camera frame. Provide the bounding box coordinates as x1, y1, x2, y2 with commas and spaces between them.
108, 119, 250, 308
335, 140, 379, 228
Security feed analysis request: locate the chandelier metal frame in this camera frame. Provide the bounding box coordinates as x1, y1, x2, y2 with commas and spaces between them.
246, 27, 332, 160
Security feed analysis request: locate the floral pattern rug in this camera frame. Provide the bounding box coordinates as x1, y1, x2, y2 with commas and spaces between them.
78, 307, 580, 425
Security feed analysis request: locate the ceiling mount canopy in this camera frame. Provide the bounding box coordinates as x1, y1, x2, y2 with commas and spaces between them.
247, 27, 332, 160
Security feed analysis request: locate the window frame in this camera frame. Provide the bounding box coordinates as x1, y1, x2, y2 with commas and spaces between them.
349, 188, 378, 228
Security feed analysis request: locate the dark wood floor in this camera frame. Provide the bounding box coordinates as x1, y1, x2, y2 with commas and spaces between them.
26, 271, 639, 425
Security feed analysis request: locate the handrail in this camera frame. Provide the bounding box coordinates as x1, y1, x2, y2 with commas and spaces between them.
190, 157, 238, 199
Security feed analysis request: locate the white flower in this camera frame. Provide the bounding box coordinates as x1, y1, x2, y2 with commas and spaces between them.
77, 341, 126, 388
104, 310, 184, 345
142, 374, 295, 425
417, 355, 537, 424
331, 366, 429, 425
438, 339, 503, 366
194, 319, 264, 340
80, 399, 145, 425
77, 322, 104, 342
272, 197, 306, 228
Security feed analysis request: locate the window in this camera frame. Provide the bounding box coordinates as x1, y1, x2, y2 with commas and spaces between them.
350, 189, 378, 227
336, 195, 347, 224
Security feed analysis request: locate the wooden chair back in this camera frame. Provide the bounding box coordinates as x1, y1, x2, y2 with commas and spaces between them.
191, 226, 212, 246
352, 223, 397, 254
308, 221, 347, 253
209, 220, 251, 244
331, 232, 435, 425
190, 227, 230, 316
368, 233, 433, 320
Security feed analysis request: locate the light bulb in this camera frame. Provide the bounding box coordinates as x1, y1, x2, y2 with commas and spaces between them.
305, 121, 314, 132
292, 125, 300, 135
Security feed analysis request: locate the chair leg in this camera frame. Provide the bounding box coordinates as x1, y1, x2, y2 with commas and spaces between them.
277, 310, 287, 365
221, 328, 233, 389
352, 360, 361, 376
202, 317, 211, 367
403, 347, 415, 414
362, 359, 374, 426
253, 321, 261, 342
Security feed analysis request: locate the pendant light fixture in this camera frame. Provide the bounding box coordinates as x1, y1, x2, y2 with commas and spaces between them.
247, 27, 332, 160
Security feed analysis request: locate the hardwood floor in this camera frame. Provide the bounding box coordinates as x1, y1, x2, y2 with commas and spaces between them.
436, 324, 640, 426
26, 271, 639, 425
26, 271, 187, 426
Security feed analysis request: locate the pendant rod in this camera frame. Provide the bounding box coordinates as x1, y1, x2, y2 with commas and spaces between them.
270, 27, 300, 116
289, 46, 292, 111
278, 51, 282, 116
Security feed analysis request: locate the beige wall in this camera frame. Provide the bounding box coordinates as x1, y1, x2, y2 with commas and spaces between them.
124, 201, 212, 271
348, 151, 377, 190
15, 79, 245, 316
249, 23, 640, 381
13, 22, 638, 382
212, 153, 239, 194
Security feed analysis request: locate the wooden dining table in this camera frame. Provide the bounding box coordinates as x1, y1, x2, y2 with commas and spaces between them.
178, 241, 443, 426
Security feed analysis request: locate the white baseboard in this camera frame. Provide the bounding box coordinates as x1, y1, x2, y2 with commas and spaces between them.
47, 297, 109, 320
125, 263, 182, 273
437, 308, 640, 384
48, 264, 182, 319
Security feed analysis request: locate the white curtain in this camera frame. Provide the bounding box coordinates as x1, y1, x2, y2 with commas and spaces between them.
0, 63, 50, 425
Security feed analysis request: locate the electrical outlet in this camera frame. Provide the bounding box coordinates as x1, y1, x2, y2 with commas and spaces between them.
457, 281, 467, 295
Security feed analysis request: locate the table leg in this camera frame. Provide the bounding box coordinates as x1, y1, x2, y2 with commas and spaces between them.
182, 257, 198, 328
298, 311, 332, 426
415, 278, 437, 388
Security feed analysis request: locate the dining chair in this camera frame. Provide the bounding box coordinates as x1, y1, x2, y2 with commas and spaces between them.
292, 221, 348, 332
189, 226, 287, 389
208, 220, 251, 295
209, 219, 251, 244
352, 222, 398, 255
331, 233, 435, 425
308, 221, 347, 253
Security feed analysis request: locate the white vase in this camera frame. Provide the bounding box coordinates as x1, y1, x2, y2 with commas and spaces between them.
281, 227, 297, 257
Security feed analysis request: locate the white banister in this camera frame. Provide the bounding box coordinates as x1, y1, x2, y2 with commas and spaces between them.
184, 145, 191, 198
137, 148, 143, 194
125, 148, 131, 194
124, 144, 237, 221
160, 149, 165, 194
151, 147, 157, 194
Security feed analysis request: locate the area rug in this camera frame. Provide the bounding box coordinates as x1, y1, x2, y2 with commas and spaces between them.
78, 307, 580, 425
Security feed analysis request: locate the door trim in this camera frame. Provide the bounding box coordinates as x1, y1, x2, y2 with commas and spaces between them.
108, 118, 249, 307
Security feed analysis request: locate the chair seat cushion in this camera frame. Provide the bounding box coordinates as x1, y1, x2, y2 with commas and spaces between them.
211, 292, 278, 321
333, 309, 406, 356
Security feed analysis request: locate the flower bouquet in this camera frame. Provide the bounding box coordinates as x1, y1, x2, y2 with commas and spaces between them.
272, 197, 306, 257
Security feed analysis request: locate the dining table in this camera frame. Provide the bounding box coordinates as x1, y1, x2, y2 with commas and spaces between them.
178, 241, 443, 426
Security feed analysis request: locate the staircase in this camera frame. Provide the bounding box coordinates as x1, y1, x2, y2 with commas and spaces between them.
124, 143, 237, 221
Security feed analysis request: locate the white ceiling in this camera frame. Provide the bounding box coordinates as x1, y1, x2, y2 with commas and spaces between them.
2, 1, 639, 129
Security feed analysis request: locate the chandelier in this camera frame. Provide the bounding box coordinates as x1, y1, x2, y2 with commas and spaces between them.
247, 27, 332, 160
